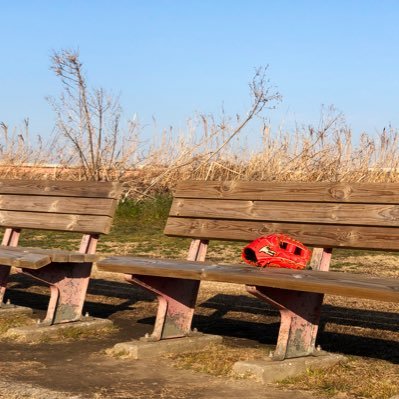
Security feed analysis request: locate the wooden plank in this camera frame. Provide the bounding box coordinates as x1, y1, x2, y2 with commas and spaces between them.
97, 256, 399, 303
0, 211, 113, 234
0, 195, 117, 216
0, 246, 97, 269
0, 180, 122, 199
174, 181, 399, 204
97, 256, 204, 279
21, 248, 98, 264
170, 198, 399, 227
0, 246, 51, 268
164, 217, 399, 250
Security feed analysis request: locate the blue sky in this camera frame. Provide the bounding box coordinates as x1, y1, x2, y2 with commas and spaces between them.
1, 1, 399, 142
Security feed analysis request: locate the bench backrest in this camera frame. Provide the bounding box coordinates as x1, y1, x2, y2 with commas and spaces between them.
0, 180, 121, 235
165, 181, 399, 251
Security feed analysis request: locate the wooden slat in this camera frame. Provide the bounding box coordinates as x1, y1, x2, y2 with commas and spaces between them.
164, 217, 399, 250
174, 181, 399, 203
20, 247, 98, 264
0, 246, 50, 268
0, 180, 122, 199
0, 246, 97, 269
170, 198, 399, 227
0, 195, 117, 216
0, 211, 113, 234
97, 256, 399, 303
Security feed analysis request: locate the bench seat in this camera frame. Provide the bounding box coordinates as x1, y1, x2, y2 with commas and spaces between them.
98, 256, 399, 303
98, 180, 399, 360
0, 246, 98, 269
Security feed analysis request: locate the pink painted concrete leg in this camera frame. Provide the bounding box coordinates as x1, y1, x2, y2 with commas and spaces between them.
187, 239, 209, 262
247, 285, 323, 359
0, 228, 21, 305
246, 248, 332, 360
79, 234, 99, 254
125, 239, 209, 340
309, 247, 332, 271
126, 275, 200, 340
16, 234, 98, 324
0, 266, 11, 304
20, 262, 93, 325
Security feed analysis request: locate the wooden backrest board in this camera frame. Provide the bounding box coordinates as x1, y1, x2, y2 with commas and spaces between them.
0, 180, 122, 234
165, 181, 399, 250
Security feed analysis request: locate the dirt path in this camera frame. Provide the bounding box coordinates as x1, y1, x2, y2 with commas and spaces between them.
1, 274, 324, 399
2, 272, 397, 399
0, 337, 323, 399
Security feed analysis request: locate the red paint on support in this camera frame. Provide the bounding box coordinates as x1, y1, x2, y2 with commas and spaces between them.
79, 234, 99, 254
0, 266, 11, 304
0, 228, 21, 304
126, 275, 199, 339
2, 228, 21, 247
247, 285, 323, 360
310, 247, 332, 272
19, 234, 98, 324
125, 239, 209, 340
21, 262, 93, 324
187, 239, 209, 262
246, 247, 332, 360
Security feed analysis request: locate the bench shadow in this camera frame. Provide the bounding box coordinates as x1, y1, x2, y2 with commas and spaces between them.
5, 276, 399, 363
199, 293, 399, 333
136, 292, 399, 363
5, 276, 154, 318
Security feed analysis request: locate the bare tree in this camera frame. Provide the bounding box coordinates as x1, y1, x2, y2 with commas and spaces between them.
48, 49, 140, 181
137, 66, 282, 196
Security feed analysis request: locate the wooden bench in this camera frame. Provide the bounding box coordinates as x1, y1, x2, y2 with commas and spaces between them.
97, 180, 399, 360
0, 179, 121, 325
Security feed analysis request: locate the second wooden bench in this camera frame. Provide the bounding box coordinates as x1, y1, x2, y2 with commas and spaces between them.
0, 179, 121, 325
98, 180, 399, 360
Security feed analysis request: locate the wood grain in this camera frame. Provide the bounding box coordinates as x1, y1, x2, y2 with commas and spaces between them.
0, 195, 117, 216
174, 180, 399, 203
0, 211, 113, 234
170, 198, 399, 226
0, 246, 97, 269
164, 217, 399, 250
97, 256, 399, 303
20, 247, 98, 264
0, 180, 122, 199
0, 246, 50, 268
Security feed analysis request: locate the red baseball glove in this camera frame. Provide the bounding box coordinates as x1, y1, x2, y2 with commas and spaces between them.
242, 233, 311, 270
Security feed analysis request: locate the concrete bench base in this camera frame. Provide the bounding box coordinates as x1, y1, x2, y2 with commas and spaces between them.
107, 333, 223, 359
232, 353, 347, 383
4, 317, 113, 342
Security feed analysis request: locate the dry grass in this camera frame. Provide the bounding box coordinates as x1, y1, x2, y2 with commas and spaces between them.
0, 314, 35, 335
279, 358, 399, 399
168, 343, 265, 377
3, 102, 399, 199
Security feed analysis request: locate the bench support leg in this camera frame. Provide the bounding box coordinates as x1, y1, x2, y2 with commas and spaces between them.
246, 285, 324, 360
19, 262, 93, 325
126, 275, 200, 340
0, 228, 21, 305
125, 239, 209, 341
0, 266, 11, 305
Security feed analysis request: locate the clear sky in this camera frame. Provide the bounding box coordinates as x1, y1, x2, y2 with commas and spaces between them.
1, 0, 399, 142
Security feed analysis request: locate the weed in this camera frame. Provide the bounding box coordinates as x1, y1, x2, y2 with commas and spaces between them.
278, 358, 399, 399
168, 343, 265, 377
54, 324, 117, 342
0, 314, 35, 335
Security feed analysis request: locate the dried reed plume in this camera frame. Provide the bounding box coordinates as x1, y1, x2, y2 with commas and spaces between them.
1, 50, 398, 198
